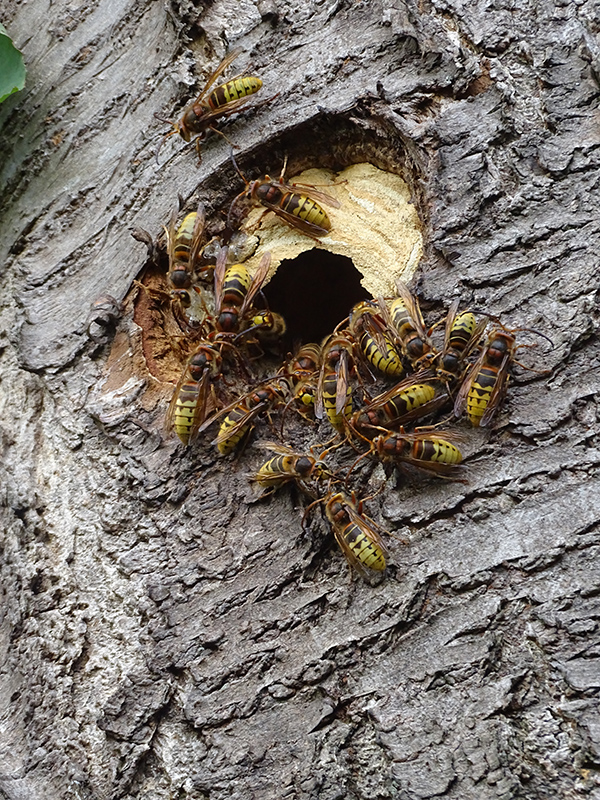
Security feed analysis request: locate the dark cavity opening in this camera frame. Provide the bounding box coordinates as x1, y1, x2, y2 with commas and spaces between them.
262, 250, 371, 348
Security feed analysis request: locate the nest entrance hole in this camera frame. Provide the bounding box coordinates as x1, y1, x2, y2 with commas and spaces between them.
262, 249, 370, 348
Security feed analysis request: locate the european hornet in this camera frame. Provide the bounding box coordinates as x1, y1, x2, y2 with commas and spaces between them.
214, 249, 271, 335
233, 306, 287, 358
166, 343, 224, 445
370, 430, 465, 480
381, 281, 433, 369
201, 376, 291, 455
279, 343, 322, 430
165, 201, 207, 292
288, 343, 322, 383
249, 442, 332, 495
292, 372, 320, 417
304, 489, 389, 579
348, 300, 404, 378
164, 201, 213, 334
130, 206, 212, 335
434, 299, 486, 385
350, 373, 447, 438
155, 48, 265, 162
453, 327, 518, 427
241, 310, 287, 349
453, 323, 553, 427
315, 334, 355, 433
345, 425, 466, 485
228, 155, 341, 239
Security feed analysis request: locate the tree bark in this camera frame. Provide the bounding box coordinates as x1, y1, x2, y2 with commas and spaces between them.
1, 1, 599, 799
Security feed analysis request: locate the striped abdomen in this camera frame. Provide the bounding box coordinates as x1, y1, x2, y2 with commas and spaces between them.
449, 312, 477, 351
255, 455, 315, 488
322, 373, 352, 432
208, 76, 262, 110
216, 405, 253, 455
377, 434, 463, 466
383, 383, 436, 420
441, 312, 478, 374
295, 377, 318, 410
217, 264, 251, 332
217, 388, 268, 454
172, 380, 203, 445
217, 383, 287, 455
339, 522, 386, 572
173, 213, 197, 262
221, 264, 251, 306
354, 383, 436, 430
359, 331, 404, 377
389, 298, 429, 361
466, 367, 497, 426
282, 191, 330, 229
411, 437, 462, 465
389, 298, 412, 339
324, 493, 387, 575
255, 183, 331, 231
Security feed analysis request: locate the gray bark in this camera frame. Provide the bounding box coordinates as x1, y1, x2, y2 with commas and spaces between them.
1, 1, 599, 799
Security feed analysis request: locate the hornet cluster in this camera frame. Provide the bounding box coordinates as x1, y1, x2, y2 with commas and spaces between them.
143, 49, 550, 581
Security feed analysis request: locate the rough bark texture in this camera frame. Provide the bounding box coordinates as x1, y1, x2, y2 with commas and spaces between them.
1, 1, 599, 799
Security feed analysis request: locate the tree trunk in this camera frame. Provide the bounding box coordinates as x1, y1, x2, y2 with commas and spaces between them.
1, 1, 599, 799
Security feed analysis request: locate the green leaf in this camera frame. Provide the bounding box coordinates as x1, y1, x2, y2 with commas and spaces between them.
0, 23, 26, 103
